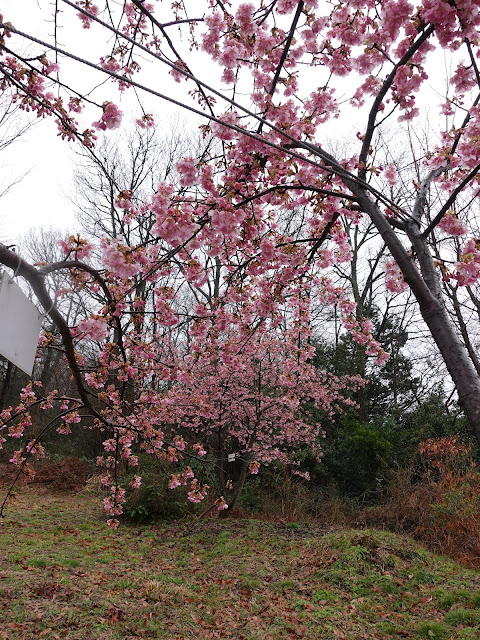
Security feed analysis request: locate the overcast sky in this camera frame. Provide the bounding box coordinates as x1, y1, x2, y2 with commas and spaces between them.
0, 0, 189, 245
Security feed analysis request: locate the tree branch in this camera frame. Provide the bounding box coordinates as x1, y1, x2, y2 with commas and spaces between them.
0, 243, 95, 412
257, 1, 304, 133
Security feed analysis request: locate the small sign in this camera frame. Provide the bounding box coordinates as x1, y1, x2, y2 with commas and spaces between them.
0, 272, 43, 375
228, 453, 236, 463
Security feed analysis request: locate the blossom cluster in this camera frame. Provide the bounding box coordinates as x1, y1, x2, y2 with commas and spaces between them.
385, 259, 409, 294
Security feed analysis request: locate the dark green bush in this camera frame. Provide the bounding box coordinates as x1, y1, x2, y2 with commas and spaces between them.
121, 453, 215, 523
122, 468, 190, 523
238, 476, 265, 512
321, 417, 399, 499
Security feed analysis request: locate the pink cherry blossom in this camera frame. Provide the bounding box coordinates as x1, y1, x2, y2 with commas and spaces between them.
177, 157, 197, 187
437, 212, 469, 236
454, 239, 480, 286
136, 113, 155, 129
76, 2, 99, 29
384, 163, 398, 186
75, 316, 109, 342
93, 102, 123, 131
129, 475, 142, 489
385, 259, 408, 293
45, 63, 60, 75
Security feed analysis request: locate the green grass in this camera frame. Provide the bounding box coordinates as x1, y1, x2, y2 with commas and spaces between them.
0, 488, 479, 639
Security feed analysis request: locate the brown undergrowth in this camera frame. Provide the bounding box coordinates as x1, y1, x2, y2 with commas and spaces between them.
357, 437, 480, 568
1, 457, 91, 493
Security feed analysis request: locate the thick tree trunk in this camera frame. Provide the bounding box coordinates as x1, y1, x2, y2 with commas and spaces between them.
417, 296, 480, 440
350, 190, 480, 445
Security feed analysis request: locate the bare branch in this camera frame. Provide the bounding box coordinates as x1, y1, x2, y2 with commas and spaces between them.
358, 24, 435, 180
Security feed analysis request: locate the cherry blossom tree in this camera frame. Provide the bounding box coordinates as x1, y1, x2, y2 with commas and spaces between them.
2, 0, 480, 520
160, 283, 365, 513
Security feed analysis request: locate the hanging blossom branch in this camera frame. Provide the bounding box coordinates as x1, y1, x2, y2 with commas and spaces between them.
0, 401, 86, 520
129, 0, 216, 118
1, 7, 410, 216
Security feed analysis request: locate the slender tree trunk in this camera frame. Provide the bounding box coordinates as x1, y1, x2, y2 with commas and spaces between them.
355, 350, 369, 422
445, 284, 480, 376
350, 239, 369, 421
219, 458, 250, 518
0, 360, 13, 410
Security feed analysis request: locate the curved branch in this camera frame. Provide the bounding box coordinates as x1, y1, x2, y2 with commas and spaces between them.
0, 403, 86, 518
39, 257, 128, 362
422, 162, 480, 238
40, 259, 112, 301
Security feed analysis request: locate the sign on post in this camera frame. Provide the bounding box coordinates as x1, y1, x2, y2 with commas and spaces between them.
0, 272, 43, 376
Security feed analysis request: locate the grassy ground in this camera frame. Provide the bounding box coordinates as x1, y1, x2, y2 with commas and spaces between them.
1, 487, 479, 640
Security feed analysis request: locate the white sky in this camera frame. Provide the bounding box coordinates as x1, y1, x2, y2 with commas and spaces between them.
0, 0, 196, 244
1, 0, 86, 242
